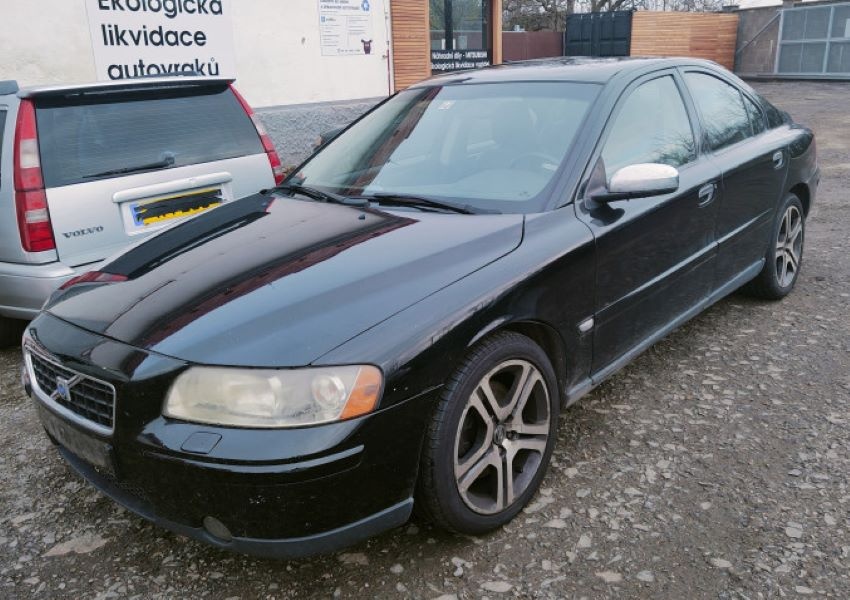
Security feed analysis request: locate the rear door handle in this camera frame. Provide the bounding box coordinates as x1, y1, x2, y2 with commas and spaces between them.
772, 150, 785, 170
698, 182, 717, 207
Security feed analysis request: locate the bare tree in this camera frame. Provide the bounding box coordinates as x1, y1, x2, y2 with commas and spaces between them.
504, 0, 726, 31
588, 0, 631, 12
503, 0, 575, 31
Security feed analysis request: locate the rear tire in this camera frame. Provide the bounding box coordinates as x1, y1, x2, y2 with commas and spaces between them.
416, 332, 559, 534
742, 195, 805, 300
0, 318, 25, 348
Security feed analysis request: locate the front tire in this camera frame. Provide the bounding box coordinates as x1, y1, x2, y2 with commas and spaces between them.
742, 195, 805, 300
416, 332, 559, 534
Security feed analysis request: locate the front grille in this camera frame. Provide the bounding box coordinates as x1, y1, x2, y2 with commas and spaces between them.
28, 351, 115, 431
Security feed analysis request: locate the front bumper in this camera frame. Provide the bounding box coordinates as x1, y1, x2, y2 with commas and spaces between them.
57, 443, 413, 559
24, 313, 436, 558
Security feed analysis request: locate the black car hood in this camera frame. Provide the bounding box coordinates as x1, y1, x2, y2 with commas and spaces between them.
46, 194, 523, 367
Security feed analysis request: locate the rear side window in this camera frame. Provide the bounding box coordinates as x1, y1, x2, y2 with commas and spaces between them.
761, 96, 788, 129
684, 73, 752, 152
743, 94, 766, 136
601, 75, 696, 176
35, 86, 264, 188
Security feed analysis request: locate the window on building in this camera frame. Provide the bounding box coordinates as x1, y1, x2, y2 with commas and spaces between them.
430, 0, 490, 51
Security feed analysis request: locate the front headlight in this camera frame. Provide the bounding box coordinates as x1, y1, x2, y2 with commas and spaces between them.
163, 365, 382, 428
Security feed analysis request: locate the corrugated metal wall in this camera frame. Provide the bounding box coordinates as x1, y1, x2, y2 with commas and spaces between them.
564, 11, 633, 57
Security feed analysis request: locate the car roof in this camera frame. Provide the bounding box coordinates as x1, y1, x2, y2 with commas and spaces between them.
416, 56, 722, 87
17, 76, 235, 99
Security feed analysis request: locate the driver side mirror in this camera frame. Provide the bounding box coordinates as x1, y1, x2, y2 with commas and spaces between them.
591, 163, 679, 203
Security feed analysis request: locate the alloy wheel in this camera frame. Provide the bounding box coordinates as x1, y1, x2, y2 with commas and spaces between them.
453, 359, 551, 515
775, 205, 803, 288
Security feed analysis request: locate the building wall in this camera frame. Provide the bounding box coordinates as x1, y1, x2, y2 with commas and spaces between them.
231, 0, 392, 108
0, 0, 393, 108
391, 0, 502, 92
631, 12, 740, 70
0, 1, 96, 85
734, 1, 850, 78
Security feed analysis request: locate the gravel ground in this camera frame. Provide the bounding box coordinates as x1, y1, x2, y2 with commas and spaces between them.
1, 81, 848, 599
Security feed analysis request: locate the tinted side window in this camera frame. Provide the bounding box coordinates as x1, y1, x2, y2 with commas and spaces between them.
761, 96, 788, 129
743, 94, 766, 135
601, 75, 696, 176
685, 73, 752, 152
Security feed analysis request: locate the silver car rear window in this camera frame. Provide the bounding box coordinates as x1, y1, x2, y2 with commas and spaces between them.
35, 86, 264, 188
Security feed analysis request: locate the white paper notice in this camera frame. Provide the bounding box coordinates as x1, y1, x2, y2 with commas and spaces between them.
318, 0, 374, 56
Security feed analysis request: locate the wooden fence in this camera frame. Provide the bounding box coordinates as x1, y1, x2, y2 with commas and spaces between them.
390, 1, 430, 91
503, 31, 563, 62
630, 11, 739, 70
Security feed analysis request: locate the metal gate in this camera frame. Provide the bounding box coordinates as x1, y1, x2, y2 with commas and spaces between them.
777, 2, 850, 76
564, 11, 633, 58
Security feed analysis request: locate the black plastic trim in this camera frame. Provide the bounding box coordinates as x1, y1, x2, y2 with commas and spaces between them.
57, 444, 413, 559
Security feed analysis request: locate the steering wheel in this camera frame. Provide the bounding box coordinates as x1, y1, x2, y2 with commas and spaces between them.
509, 152, 559, 172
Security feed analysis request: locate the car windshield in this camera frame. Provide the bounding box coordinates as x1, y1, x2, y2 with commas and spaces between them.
292, 82, 599, 213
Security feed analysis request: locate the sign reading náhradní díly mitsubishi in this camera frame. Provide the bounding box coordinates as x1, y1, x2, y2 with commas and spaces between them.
85, 0, 236, 80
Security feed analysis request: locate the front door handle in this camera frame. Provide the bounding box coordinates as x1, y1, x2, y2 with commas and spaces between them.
698, 182, 717, 207
773, 150, 785, 170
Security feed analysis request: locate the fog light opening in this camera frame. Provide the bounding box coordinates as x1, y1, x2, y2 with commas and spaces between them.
203, 516, 233, 542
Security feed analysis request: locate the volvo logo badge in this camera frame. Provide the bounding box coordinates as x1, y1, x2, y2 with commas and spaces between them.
53, 376, 78, 403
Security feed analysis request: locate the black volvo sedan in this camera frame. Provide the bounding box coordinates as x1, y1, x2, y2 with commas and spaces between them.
22, 58, 818, 558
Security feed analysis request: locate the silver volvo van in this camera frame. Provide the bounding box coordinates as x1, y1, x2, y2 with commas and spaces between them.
0, 77, 281, 345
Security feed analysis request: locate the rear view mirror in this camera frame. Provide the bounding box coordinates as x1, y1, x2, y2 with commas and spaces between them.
592, 163, 679, 202
313, 126, 345, 151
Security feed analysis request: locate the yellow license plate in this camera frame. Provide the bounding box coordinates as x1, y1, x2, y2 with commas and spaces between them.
130, 187, 223, 227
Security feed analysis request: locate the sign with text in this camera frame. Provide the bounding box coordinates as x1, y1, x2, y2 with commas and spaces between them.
85, 0, 236, 80
431, 49, 491, 73
318, 0, 374, 56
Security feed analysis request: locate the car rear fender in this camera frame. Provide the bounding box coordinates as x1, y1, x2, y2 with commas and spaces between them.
786, 126, 818, 216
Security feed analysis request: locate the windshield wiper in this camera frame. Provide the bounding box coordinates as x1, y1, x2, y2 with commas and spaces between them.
272, 183, 368, 207
82, 153, 175, 179
365, 193, 499, 215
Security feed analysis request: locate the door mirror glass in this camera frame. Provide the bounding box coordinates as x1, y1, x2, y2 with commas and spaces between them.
593, 163, 679, 202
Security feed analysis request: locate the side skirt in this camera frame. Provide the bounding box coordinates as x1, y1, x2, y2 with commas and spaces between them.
563, 259, 765, 408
